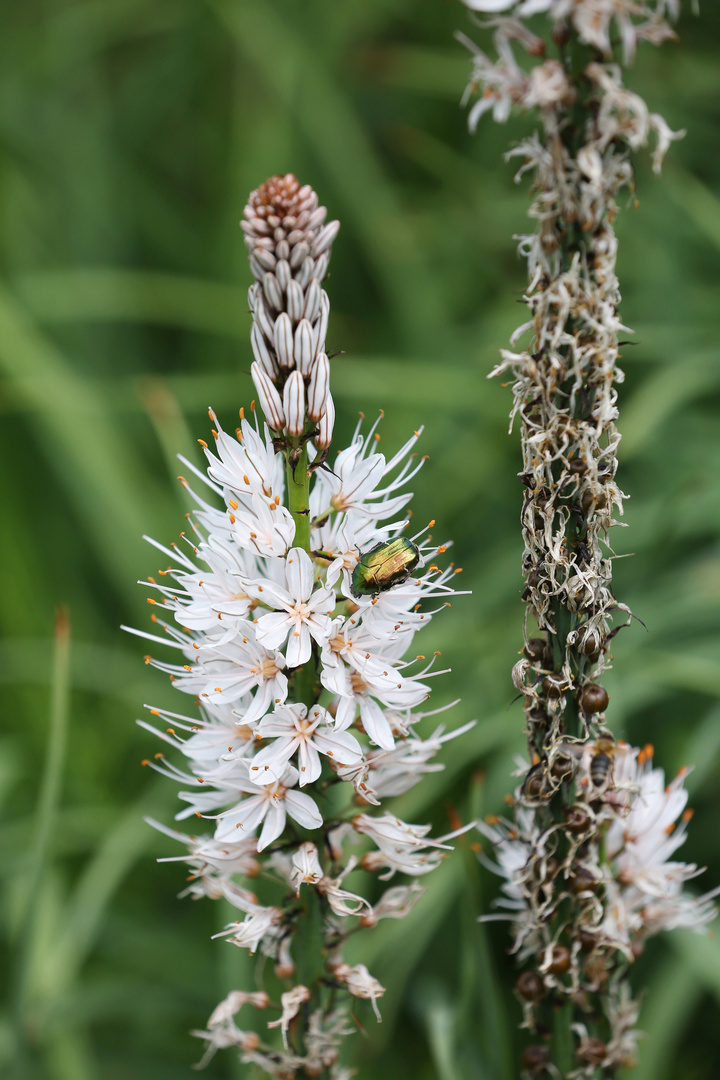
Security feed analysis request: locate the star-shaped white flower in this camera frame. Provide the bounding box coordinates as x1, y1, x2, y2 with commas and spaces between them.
214, 766, 322, 851
249, 703, 363, 786
247, 547, 336, 666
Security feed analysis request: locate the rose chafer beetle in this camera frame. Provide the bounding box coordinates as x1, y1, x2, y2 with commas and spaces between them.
351, 538, 421, 598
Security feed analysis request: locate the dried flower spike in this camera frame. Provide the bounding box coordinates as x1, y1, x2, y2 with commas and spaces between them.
458, 5, 716, 1076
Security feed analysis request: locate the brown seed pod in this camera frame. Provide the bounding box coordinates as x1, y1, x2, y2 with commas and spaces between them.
527, 567, 543, 589
564, 805, 591, 833
578, 928, 597, 953
577, 1039, 607, 1067
523, 764, 550, 801
548, 944, 571, 976
581, 488, 608, 513
516, 971, 545, 1001
521, 1045, 549, 1073
580, 684, 609, 714
524, 637, 546, 661
542, 676, 564, 700
582, 630, 603, 656
569, 864, 600, 895
550, 751, 575, 782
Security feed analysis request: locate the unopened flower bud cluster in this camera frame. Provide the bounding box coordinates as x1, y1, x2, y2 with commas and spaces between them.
459, 4, 715, 1076
131, 175, 471, 1077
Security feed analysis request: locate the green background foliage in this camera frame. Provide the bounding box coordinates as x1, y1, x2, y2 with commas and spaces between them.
1, 2, 718, 1077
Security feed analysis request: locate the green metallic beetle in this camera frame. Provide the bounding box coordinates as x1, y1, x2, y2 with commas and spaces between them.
351, 537, 421, 598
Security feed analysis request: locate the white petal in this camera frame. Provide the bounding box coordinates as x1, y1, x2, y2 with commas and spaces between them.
257, 800, 287, 851
285, 790, 323, 830
286, 622, 311, 667
254, 611, 293, 650
313, 727, 363, 763
285, 547, 314, 602
359, 698, 395, 750
297, 742, 322, 786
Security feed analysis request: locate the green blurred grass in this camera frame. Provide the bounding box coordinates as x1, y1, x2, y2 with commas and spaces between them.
0, 1, 719, 1077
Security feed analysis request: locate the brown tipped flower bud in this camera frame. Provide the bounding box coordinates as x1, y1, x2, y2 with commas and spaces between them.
274, 312, 294, 370
314, 391, 335, 450
307, 352, 330, 422
251, 363, 285, 431
294, 318, 315, 376
580, 684, 609, 714
303, 278, 321, 323
283, 370, 306, 437
516, 971, 545, 1001
251, 322, 279, 379
313, 290, 330, 355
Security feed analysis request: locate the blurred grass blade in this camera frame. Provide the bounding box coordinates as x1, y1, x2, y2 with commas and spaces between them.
212, 0, 447, 351
14, 608, 71, 1064
665, 162, 720, 252
0, 283, 165, 592
669, 929, 720, 1005
40, 782, 169, 998
15, 269, 247, 339
137, 376, 200, 495
627, 951, 700, 1080
412, 983, 463, 1080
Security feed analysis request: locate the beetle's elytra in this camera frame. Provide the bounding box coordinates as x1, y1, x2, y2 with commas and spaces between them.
351, 538, 421, 598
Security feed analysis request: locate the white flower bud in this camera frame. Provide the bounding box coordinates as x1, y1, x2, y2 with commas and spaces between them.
275, 239, 290, 261
248, 253, 264, 280
273, 312, 294, 369
295, 255, 315, 290
247, 282, 261, 311
289, 241, 310, 268
313, 219, 340, 256
313, 251, 329, 282
251, 362, 285, 431
251, 323, 278, 378
313, 389, 334, 449
253, 293, 276, 344
302, 278, 321, 323
286, 279, 305, 322
312, 291, 330, 355
307, 351, 329, 422
307, 205, 327, 230
262, 271, 283, 312
252, 246, 276, 272
275, 259, 291, 293
294, 319, 315, 376
283, 370, 305, 437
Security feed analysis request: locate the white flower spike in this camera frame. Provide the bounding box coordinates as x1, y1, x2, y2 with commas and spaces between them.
133, 173, 471, 1077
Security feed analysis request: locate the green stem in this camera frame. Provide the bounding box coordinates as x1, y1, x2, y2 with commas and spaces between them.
552, 998, 574, 1079
287, 440, 311, 552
